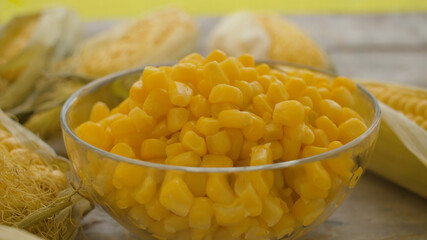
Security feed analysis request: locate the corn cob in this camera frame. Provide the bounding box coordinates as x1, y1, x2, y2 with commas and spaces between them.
0, 109, 92, 239
0, 8, 81, 110
361, 81, 427, 198
208, 12, 331, 70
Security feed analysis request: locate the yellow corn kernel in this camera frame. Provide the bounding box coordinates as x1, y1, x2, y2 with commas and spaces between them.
319, 99, 343, 124
145, 194, 170, 221
143, 88, 173, 118
233, 80, 254, 108
184, 173, 207, 197
208, 84, 243, 105
331, 86, 354, 107
227, 217, 251, 238
340, 107, 363, 123
267, 81, 289, 104
225, 128, 244, 160
188, 197, 213, 230
256, 63, 270, 75
312, 128, 330, 147
234, 173, 262, 216
196, 117, 220, 135
240, 67, 258, 82
297, 96, 313, 108
242, 113, 266, 141
206, 130, 231, 155
166, 151, 201, 167
181, 130, 207, 156
179, 121, 197, 141
117, 98, 132, 114
168, 81, 193, 107
240, 139, 257, 160
271, 141, 283, 160
140, 138, 166, 160
217, 109, 252, 128
147, 221, 175, 240
328, 140, 343, 150
75, 121, 112, 150
90, 101, 110, 122
164, 214, 189, 233
143, 70, 169, 91
305, 86, 322, 112
141, 66, 160, 81
197, 78, 211, 98
128, 107, 154, 133
214, 199, 246, 227
112, 162, 145, 189
338, 118, 368, 143
151, 118, 172, 138
301, 145, 328, 158
273, 213, 296, 239
110, 115, 135, 137
210, 103, 238, 119
128, 205, 153, 230
166, 142, 187, 158
179, 53, 204, 65
244, 217, 270, 240
257, 75, 274, 90
250, 170, 274, 197
304, 161, 332, 190
167, 108, 190, 132
132, 175, 157, 204
206, 173, 235, 204
171, 63, 198, 85
160, 176, 194, 217
317, 87, 331, 99
204, 49, 227, 64
190, 94, 211, 118
164, 132, 178, 144
285, 76, 307, 99
203, 61, 230, 89
281, 137, 301, 161
260, 196, 283, 227
115, 188, 137, 209
273, 100, 305, 126
129, 80, 148, 104
201, 154, 234, 167
315, 115, 339, 141
238, 54, 255, 67
252, 94, 273, 116
250, 143, 273, 166
292, 198, 325, 226
219, 57, 241, 81
250, 81, 264, 95
332, 76, 357, 93
264, 122, 283, 142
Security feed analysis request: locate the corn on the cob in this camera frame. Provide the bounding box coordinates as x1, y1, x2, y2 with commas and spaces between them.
0, 110, 92, 239
208, 12, 331, 70
361, 81, 427, 198
0, 8, 81, 110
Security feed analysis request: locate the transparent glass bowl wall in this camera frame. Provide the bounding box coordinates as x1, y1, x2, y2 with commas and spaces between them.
61, 62, 381, 240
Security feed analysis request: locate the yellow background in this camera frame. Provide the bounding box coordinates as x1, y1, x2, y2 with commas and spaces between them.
1, 0, 427, 23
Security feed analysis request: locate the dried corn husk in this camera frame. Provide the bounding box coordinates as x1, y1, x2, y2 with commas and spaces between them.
0, 225, 43, 240
0, 8, 81, 110
208, 11, 331, 69
12, 8, 197, 143
360, 80, 427, 198
0, 109, 92, 239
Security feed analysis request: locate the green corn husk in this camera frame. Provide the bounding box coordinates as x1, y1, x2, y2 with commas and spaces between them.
0, 109, 93, 239
0, 8, 81, 110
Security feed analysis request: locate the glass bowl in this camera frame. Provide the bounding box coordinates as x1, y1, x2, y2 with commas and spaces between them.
60, 62, 381, 240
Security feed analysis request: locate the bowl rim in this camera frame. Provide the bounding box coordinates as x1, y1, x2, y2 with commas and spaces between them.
60, 60, 381, 173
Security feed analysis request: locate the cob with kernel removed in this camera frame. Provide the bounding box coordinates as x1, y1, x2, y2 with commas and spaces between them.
0, 109, 92, 239
208, 12, 331, 70
11, 8, 197, 142
69, 50, 374, 240
361, 81, 427, 198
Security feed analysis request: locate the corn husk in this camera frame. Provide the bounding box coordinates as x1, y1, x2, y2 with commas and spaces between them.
208, 11, 331, 70
0, 225, 43, 240
0, 109, 93, 239
0, 8, 81, 111
12, 8, 197, 143
360, 80, 427, 198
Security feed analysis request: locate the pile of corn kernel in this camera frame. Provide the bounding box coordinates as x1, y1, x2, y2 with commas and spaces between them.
75, 50, 368, 240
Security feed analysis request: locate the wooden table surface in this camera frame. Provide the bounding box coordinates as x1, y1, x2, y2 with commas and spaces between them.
78, 13, 427, 240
